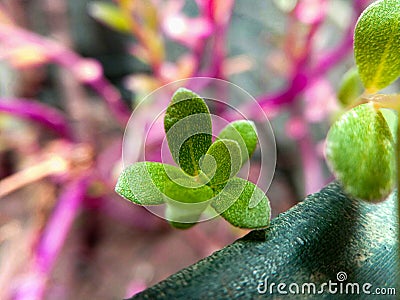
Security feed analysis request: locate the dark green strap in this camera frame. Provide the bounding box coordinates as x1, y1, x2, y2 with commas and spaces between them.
130, 182, 398, 299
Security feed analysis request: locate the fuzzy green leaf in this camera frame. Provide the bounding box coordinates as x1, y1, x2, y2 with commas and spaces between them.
88, 2, 131, 33
163, 181, 213, 204
354, 0, 400, 93
217, 120, 258, 165
381, 108, 398, 140
325, 103, 395, 201
337, 67, 363, 106
164, 88, 212, 176
115, 162, 194, 205
164, 181, 213, 229
212, 178, 271, 229
200, 139, 242, 186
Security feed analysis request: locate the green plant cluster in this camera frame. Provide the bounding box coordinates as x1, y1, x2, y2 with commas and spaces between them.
116, 88, 270, 229
326, 0, 400, 202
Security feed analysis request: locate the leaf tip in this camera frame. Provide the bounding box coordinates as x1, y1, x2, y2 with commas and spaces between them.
171, 87, 202, 103
114, 168, 137, 202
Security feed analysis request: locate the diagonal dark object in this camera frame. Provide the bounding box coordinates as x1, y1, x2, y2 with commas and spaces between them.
129, 182, 399, 299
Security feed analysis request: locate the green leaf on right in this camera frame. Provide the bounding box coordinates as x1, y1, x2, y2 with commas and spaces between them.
212, 177, 271, 229
381, 108, 398, 140
354, 0, 400, 93
164, 88, 212, 176
325, 103, 395, 201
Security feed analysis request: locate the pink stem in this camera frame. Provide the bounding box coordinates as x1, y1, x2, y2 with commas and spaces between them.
298, 126, 325, 195
14, 176, 90, 300
0, 24, 131, 126
257, 0, 365, 111
195, 0, 234, 79
37, 177, 89, 271
258, 72, 309, 109
0, 98, 71, 139
257, 9, 324, 110
311, 26, 354, 77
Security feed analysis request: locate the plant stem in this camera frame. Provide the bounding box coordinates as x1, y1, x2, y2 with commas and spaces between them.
0, 156, 68, 198
13, 175, 90, 300
0, 24, 131, 126
0, 98, 71, 139
298, 124, 325, 195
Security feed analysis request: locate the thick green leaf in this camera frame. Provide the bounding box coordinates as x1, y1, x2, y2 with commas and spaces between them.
337, 67, 363, 106
381, 108, 398, 140
163, 181, 213, 229
200, 139, 242, 186
325, 103, 395, 201
164, 88, 212, 176
212, 177, 270, 229
88, 2, 131, 33
163, 181, 213, 204
354, 0, 400, 93
115, 162, 194, 205
217, 120, 258, 165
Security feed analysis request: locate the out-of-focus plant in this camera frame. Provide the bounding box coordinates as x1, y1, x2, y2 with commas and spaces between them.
0, 2, 133, 298
88, 0, 233, 98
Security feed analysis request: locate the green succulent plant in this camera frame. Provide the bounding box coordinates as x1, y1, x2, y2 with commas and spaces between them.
115, 88, 271, 229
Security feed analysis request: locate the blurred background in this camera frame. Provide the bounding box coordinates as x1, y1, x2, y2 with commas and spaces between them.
0, 0, 376, 299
